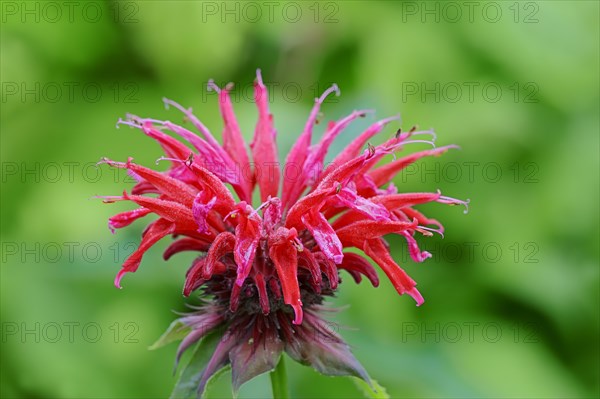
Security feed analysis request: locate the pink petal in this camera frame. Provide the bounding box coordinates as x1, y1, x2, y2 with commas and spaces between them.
303, 109, 373, 187
192, 193, 217, 234
401, 231, 432, 263
326, 115, 400, 173
301, 211, 344, 264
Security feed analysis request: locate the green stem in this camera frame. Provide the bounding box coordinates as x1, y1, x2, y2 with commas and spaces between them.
270, 356, 290, 399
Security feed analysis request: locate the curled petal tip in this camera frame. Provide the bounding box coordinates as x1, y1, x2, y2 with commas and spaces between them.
404, 139, 436, 148
331, 83, 340, 96
317, 84, 341, 103
407, 287, 424, 306
291, 303, 304, 325
114, 270, 126, 289
95, 157, 108, 167
438, 195, 470, 214
207, 79, 220, 93
255, 69, 264, 86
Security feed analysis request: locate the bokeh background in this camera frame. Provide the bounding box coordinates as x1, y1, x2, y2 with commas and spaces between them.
1, 1, 598, 398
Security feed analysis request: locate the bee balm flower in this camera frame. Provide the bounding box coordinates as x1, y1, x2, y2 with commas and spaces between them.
100, 70, 468, 396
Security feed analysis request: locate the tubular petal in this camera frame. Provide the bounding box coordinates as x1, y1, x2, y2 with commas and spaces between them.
251, 70, 280, 202
269, 228, 303, 324
364, 239, 423, 305
115, 218, 175, 288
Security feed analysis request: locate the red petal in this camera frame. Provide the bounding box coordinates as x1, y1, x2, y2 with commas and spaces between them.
163, 237, 211, 261
251, 71, 280, 202
338, 252, 379, 287
183, 257, 207, 296
121, 193, 199, 232
401, 207, 444, 233
336, 219, 416, 248
232, 203, 261, 286
115, 218, 175, 288
297, 250, 323, 292
268, 227, 303, 324
326, 116, 400, 175
192, 193, 217, 234
332, 186, 390, 221
162, 98, 222, 149
313, 251, 339, 289
163, 121, 241, 189
104, 158, 197, 207
108, 207, 151, 232
139, 122, 192, 162
186, 162, 236, 216
370, 192, 442, 210
252, 272, 270, 314
285, 186, 336, 230
282, 84, 339, 210
364, 239, 423, 305
303, 110, 372, 187
131, 181, 158, 195
214, 84, 252, 200
202, 232, 236, 280
301, 211, 343, 264
402, 231, 432, 263
369, 145, 458, 187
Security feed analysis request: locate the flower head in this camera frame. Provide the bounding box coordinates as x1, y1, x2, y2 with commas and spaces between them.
101, 70, 468, 396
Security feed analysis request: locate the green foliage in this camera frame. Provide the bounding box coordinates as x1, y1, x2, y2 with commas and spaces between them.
170, 331, 222, 399
149, 319, 191, 351
1, 1, 598, 398
353, 377, 390, 399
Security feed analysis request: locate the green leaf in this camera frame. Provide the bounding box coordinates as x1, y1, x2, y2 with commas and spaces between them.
149, 319, 191, 350
205, 365, 230, 399
170, 331, 222, 399
353, 377, 390, 399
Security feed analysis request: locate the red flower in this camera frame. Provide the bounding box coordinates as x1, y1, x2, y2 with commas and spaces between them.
101, 70, 468, 395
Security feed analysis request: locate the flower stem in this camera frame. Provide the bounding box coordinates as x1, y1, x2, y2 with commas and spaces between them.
270, 356, 290, 399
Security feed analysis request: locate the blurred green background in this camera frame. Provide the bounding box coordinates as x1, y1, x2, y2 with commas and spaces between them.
1, 1, 598, 398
